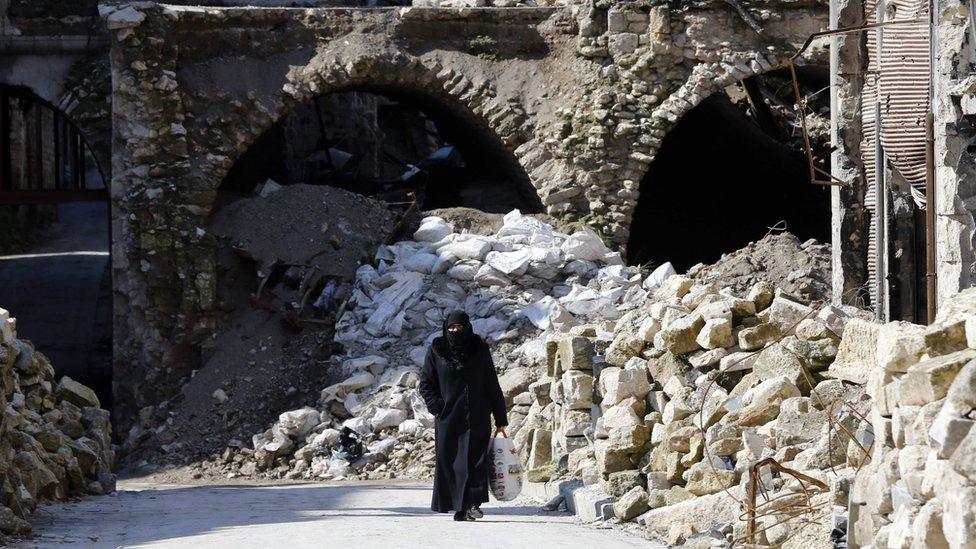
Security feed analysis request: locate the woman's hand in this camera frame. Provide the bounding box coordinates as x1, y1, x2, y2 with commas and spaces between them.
494, 427, 508, 438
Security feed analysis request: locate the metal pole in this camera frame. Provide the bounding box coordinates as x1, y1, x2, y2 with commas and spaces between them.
925, 113, 937, 323
875, 102, 885, 320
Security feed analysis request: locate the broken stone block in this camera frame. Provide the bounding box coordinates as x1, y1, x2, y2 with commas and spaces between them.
898, 349, 976, 406
947, 357, 976, 410
601, 403, 641, 430
561, 408, 592, 437
738, 322, 779, 351
594, 438, 634, 475
781, 335, 838, 371
767, 296, 814, 334
753, 345, 812, 392
646, 352, 689, 384
599, 367, 651, 408
527, 428, 553, 470
637, 317, 661, 342
942, 485, 976, 548
747, 281, 776, 311
796, 318, 839, 342
605, 332, 644, 367
828, 318, 881, 384
877, 321, 927, 373
911, 499, 950, 549
949, 427, 976, 481
528, 379, 552, 405
688, 347, 728, 368
557, 336, 594, 371
603, 469, 644, 498
57, 377, 100, 409
658, 312, 705, 355
685, 461, 737, 496
562, 370, 594, 410
613, 485, 649, 521
775, 397, 827, 446
607, 424, 649, 454
924, 320, 968, 357
499, 368, 537, 406
655, 275, 694, 301
696, 317, 733, 350
719, 350, 759, 373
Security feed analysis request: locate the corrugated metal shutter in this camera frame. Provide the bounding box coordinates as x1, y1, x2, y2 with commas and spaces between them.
861, 0, 930, 307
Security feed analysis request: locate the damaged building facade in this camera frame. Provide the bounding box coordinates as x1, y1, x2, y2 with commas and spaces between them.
95, 1, 830, 424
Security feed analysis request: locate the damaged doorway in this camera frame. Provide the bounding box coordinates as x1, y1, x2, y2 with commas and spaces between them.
0, 84, 112, 412
220, 89, 543, 214
627, 69, 832, 272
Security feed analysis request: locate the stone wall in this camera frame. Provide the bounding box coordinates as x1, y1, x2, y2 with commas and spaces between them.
932, 0, 976, 307
848, 289, 976, 547
105, 1, 828, 429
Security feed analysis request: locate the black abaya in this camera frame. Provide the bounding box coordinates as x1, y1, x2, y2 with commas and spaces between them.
419, 330, 508, 513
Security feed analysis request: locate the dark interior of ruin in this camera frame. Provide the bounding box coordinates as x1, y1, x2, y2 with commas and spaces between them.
220, 88, 543, 214
626, 90, 831, 271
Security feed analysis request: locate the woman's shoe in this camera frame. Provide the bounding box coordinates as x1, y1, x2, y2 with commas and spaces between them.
467, 506, 484, 519
453, 511, 473, 521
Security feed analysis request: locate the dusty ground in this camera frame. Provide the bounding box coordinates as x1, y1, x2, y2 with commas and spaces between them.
13, 479, 660, 549
122, 185, 394, 473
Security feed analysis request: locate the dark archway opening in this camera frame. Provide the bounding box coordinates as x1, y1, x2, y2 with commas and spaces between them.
0, 84, 112, 413
627, 89, 831, 271
219, 87, 543, 214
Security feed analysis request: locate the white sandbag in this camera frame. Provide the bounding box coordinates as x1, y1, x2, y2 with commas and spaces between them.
643, 261, 676, 290
474, 264, 511, 287
363, 272, 425, 336
495, 209, 556, 246
471, 316, 510, 338
561, 227, 610, 262
522, 296, 557, 329
403, 252, 439, 274
442, 236, 492, 261
414, 216, 454, 242
485, 249, 532, 276
489, 435, 523, 501
447, 260, 480, 281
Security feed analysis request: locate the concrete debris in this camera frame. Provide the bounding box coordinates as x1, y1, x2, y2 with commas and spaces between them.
0, 323, 115, 535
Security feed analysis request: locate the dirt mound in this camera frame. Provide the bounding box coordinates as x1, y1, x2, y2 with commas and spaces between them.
121, 185, 394, 473
422, 207, 557, 236
689, 231, 831, 303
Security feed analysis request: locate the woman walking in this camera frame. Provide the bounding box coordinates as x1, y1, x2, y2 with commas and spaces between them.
419, 310, 509, 521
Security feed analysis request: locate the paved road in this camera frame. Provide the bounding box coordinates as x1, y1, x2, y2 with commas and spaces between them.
14, 480, 657, 549
0, 202, 111, 403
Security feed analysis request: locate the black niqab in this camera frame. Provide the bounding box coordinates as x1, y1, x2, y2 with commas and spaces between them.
444, 310, 473, 365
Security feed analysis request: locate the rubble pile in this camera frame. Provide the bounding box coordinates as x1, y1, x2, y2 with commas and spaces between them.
520, 275, 880, 546
212, 209, 835, 491
847, 289, 976, 548
222, 210, 656, 480
0, 308, 115, 536
121, 184, 394, 471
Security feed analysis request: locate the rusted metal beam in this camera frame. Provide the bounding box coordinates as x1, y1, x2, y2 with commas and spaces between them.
740, 77, 784, 140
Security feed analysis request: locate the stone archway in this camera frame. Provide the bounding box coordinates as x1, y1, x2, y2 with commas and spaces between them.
206, 55, 544, 214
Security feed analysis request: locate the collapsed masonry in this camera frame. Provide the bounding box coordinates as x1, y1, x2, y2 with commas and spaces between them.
204, 207, 975, 546
0, 308, 115, 537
